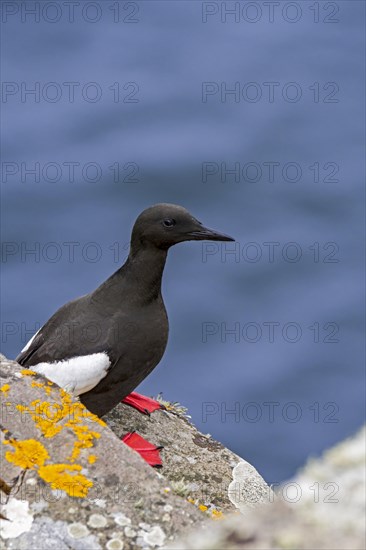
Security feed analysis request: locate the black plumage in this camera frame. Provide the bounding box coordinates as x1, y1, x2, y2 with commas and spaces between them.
16, 203, 234, 416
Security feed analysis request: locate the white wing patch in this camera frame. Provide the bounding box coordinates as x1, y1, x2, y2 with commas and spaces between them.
32, 353, 111, 396
21, 328, 41, 353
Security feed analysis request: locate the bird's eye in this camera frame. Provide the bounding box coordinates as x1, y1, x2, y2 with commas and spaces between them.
162, 218, 176, 228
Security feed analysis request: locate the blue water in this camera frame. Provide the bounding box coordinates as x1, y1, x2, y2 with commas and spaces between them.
1, 1, 364, 483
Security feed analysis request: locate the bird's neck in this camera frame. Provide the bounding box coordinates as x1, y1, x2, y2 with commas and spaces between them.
92, 244, 168, 307
123, 245, 168, 301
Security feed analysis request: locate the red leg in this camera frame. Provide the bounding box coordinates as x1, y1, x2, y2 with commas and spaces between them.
122, 432, 163, 467
122, 392, 165, 415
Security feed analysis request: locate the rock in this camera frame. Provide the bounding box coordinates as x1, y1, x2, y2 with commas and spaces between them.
0, 355, 270, 548
3, 352, 362, 549
105, 398, 271, 513
171, 426, 366, 549
0, 356, 204, 549
293, 425, 365, 536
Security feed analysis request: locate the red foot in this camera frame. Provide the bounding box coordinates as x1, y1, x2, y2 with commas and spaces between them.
122, 392, 165, 415
122, 432, 163, 467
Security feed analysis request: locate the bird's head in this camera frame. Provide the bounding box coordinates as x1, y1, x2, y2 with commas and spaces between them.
131, 203, 234, 250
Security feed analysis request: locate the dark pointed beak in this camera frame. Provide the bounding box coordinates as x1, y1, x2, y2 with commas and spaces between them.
188, 225, 235, 242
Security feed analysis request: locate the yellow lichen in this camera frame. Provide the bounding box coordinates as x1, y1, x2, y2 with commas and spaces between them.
21, 369, 36, 375
41, 420, 63, 438
67, 425, 101, 462
0, 384, 10, 397
4, 438, 49, 469
187, 497, 223, 520
30, 380, 53, 396
4, 382, 105, 498
31, 381, 45, 388
38, 464, 93, 497
16, 402, 61, 437
16, 394, 104, 459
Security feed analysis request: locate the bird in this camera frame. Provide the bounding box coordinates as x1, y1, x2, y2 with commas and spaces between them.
16, 203, 234, 465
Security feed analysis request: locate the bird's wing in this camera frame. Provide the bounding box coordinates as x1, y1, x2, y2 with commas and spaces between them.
16, 297, 83, 365
15, 296, 116, 396
16, 327, 44, 365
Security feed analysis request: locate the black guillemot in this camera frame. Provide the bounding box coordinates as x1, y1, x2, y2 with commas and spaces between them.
16, 203, 234, 466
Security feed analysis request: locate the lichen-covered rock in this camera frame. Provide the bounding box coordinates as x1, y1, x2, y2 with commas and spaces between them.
0, 356, 205, 548
293, 425, 366, 536
0, 355, 270, 549
171, 426, 366, 550
105, 398, 270, 514
3, 352, 362, 549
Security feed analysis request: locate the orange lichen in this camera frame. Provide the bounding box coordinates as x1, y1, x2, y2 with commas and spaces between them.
4, 438, 49, 469
187, 497, 224, 520
59, 390, 106, 428
40, 420, 63, 438
16, 402, 62, 438
21, 369, 36, 376
16, 393, 104, 463
212, 509, 224, 520
38, 464, 93, 497
66, 425, 101, 462
0, 384, 10, 397
30, 380, 53, 396
31, 381, 45, 388
4, 382, 105, 498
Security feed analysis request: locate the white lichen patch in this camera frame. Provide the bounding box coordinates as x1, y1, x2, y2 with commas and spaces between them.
228, 460, 274, 514
88, 513, 107, 528
0, 498, 33, 539
170, 478, 191, 497
91, 498, 106, 508
67, 522, 90, 539
124, 526, 137, 537
113, 512, 131, 526
106, 539, 124, 550
143, 525, 166, 547
26, 477, 37, 486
